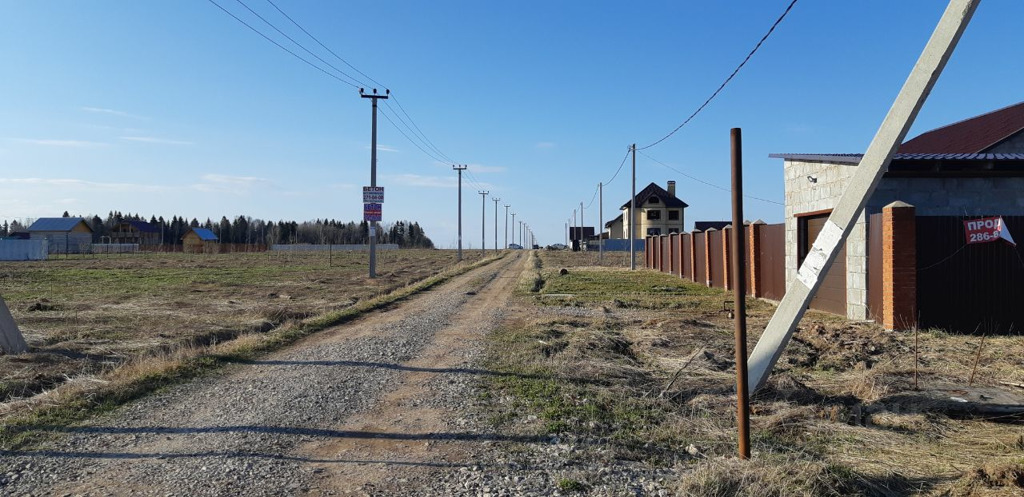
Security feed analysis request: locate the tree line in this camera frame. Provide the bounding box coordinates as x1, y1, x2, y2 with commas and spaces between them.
0, 212, 434, 249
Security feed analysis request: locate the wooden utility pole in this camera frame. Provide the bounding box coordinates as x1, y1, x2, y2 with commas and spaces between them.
747, 0, 980, 392
453, 165, 467, 261
360, 88, 389, 278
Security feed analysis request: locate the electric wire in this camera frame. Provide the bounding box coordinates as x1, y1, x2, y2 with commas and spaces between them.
639, 150, 783, 206
382, 99, 454, 164
263, 0, 386, 89
233, 0, 367, 87
637, 0, 798, 151
388, 95, 455, 163
377, 104, 448, 164
584, 184, 599, 210
604, 148, 633, 186
207, 0, 361, 88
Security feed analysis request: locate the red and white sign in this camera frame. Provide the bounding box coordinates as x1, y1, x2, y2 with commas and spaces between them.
363, 203, 382, 222
963, 216, 1016, 246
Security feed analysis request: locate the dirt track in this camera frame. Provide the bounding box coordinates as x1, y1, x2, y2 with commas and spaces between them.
0, 252, 525, 496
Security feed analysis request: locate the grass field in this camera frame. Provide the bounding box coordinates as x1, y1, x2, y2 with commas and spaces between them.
483, 250, 1024, 496
0, 249, 484, 404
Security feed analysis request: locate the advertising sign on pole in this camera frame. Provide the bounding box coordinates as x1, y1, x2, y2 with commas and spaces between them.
363, 186, 385, 204
963, 216, 1015, 246
363, 203, 382, 222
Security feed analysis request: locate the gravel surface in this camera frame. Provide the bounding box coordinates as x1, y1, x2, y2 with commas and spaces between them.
0, 256, 678, 496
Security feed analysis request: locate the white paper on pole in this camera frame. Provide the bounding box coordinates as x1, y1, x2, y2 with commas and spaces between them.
797, 220, 844, 289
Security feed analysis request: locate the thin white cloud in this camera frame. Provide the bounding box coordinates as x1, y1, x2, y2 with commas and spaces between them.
536, 142, 556, 149
120, 136, 194, 146
13, 138, 107, 148
383, 174, 458, 188
191, 174, 271, 193
365, 144, 399, 153
81, 106, 144, 119
466, 164, 506, 174
0, 177, 168, 192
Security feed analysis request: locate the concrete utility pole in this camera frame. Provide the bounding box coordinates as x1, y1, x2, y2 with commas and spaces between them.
360, 87, 389, 278
511, 212, 516, 246
453, 165, 467, 261
0, 297, 27, 355
599, 182, 604, 263
504, 204, 510, 249
580, 201, 584, 251
747, 0, 980, 392
479, 191, 488, 257
493, 197, 500, 252
630, 143, 637, 270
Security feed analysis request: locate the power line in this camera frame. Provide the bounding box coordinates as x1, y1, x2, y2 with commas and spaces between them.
388, 95, 454, 163
584, 184, 599, 210
263, 0, 386, 89
382, 99, 454, 164
233, 0, 367, 87
377, 104, 449, 164
638, 150, 782, 206
605, 147, 632, 186
637, 0, 798, 151
207, 0, 360, 88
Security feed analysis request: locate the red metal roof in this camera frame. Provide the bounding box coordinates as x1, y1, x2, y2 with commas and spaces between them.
899, 101, 1024, 153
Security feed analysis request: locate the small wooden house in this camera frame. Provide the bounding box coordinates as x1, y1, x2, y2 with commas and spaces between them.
182, 228, 219, 253
27, 217, 93, 254
111, 220, 161, 246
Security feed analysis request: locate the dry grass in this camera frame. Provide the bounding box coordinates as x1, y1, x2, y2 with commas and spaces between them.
481, 250, 1024, 496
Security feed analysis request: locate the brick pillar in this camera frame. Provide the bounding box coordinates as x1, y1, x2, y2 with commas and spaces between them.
883, 201, 917, 331
722, 226, 732, 290
704, 229, 713, 287
748, 221, 765, 298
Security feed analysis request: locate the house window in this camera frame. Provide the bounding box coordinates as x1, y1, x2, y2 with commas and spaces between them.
647, 228, 661, 236
648, 197, 660, 204
647, 210, 661, 220
668, 210, 679, 221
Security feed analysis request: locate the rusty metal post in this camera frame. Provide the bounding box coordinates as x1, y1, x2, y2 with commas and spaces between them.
731, 128, 751, 460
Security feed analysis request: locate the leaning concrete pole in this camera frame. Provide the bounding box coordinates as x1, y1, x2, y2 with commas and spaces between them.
0, 296, 28, 354
747, 0, 980, 392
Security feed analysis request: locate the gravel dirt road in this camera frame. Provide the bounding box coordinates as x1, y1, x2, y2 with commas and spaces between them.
1, 253, 540, 496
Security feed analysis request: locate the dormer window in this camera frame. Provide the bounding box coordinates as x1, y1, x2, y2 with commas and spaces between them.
649, 197, 660, 204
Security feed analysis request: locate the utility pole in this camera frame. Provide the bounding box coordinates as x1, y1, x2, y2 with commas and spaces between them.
599, 182, 604, 263
453, 165, 467, 261
493, 197, 500, 253
479, 191, 488, 257
511, 212, 516, 246
565, 221, 569, 247
360, 87, 389, 278
504, 204, 510, 250
580, 201, 584, 251
630, 143, 637, 270
731, 128, 750, 460
747, 0, 979, 392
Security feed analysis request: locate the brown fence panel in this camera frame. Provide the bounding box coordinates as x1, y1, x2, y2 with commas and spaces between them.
867, 213, 884, 323
917, 215, 1024, 334
744, 225, 753, 296
682, 233, 693, 281
694, 232, 707, 285
709, 230, 725, 288
659, 236, 668, 273
670, 234, 680, 276
758, 224, 786, 301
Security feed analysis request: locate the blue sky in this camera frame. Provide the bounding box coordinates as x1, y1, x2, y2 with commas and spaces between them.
1, 0, 1020, 248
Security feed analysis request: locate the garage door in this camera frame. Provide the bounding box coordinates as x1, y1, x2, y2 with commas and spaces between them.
800, 214, 847, 316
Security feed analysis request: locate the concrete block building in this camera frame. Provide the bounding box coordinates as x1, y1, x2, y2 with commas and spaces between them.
616, 181, 689, 239
774, 101, 1024, 322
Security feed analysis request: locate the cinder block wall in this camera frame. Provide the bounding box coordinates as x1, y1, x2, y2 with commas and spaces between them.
783, 159, 868, 320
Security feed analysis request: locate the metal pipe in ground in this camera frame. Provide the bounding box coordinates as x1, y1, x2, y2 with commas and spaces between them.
731, 127, 751, 460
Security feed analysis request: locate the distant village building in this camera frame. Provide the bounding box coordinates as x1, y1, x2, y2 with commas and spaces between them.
27, 217, 93, 254
182, 228, 219, 253
110, 220, 162, 247
613, 181, 688, 239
